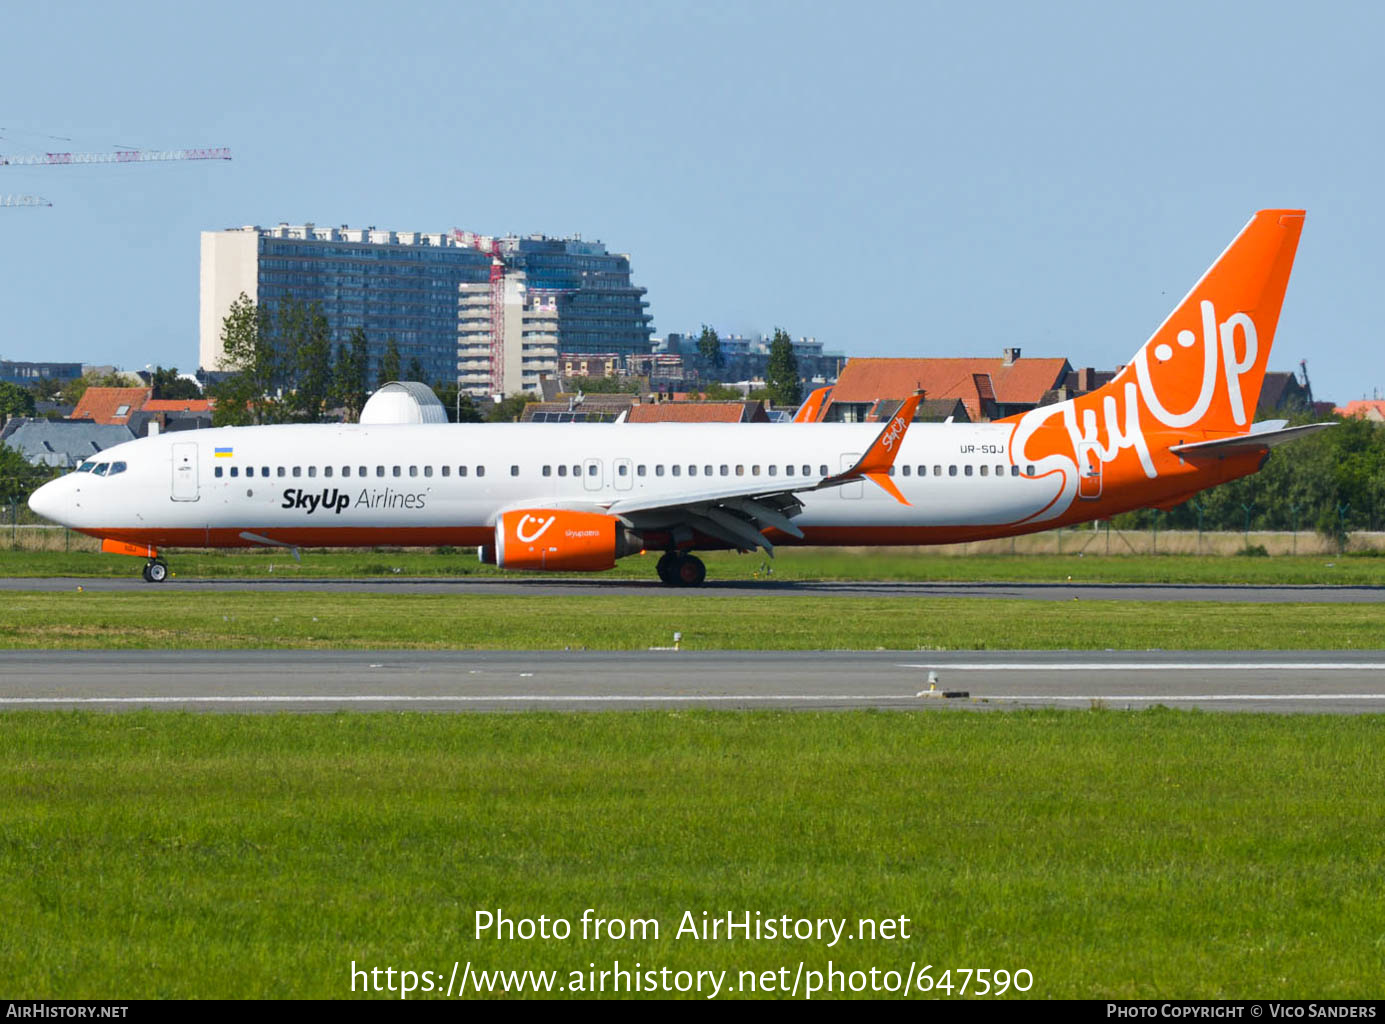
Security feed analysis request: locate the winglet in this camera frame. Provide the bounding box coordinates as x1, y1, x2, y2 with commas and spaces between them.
820, 391, 922, 504
792, 385, 832, 423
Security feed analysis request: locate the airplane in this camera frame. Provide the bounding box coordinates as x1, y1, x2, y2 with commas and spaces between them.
29, 209, 1327, 586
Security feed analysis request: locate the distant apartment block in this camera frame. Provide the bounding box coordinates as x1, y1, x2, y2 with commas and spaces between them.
1, 360, 83, 385
202, 224, 654, 397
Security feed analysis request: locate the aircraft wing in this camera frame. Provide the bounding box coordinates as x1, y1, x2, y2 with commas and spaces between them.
595, 392, 923, 553
1169, 421, 1334, 457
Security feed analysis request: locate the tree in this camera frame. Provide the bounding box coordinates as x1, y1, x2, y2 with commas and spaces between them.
377, 339, 402, 388
332, 329, 371, 423
210, 292, 281, 426
765, 327, 802, 408
406, 356, 426, 383
288, 302, 333, 421
28, 378, 64, 402
150, 366, 202, 401
697, 324, 724, 369
486, 392, 537, 423
0, 381, 36, 425
0, 442, 48, 506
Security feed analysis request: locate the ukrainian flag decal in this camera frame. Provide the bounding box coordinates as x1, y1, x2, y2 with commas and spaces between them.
214, 447, 234, 458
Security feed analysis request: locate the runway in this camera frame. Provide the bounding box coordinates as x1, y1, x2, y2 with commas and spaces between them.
4, 577, 1385, 602
3, 650, 1385, 713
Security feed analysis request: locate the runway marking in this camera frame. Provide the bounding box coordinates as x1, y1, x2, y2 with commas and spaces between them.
0, 694, 919, 706
899, 662, 1385, 672
994, 694, 1385, 702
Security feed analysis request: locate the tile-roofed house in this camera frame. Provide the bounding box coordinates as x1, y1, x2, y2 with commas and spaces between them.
625, 401, 768, 424
70, 387, 152, 426
817, 351, 1070, 422
142, 398, 212, 415
1335, 399, 1385, 422
0, 418, 135, 467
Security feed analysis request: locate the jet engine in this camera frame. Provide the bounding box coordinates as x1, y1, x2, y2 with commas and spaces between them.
485, 509, 643, 571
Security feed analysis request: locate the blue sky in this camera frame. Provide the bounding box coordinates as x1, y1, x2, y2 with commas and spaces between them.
2, 0, 1380, 403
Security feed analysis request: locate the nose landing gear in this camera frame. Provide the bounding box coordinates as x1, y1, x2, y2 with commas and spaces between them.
656, 551, 706, 587
141, 558, 169, 583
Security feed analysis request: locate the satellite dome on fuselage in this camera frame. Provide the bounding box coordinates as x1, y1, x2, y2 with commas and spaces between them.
358, 381, 449, 425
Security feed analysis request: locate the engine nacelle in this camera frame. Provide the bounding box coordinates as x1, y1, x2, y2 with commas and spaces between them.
493, 509, 642, 572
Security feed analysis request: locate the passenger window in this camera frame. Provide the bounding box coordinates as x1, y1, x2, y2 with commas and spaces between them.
901, 465, 910, 476
424, 466, 433, 478
571, 465, 579, 477
358, 466, 367, 477
1010, 466, 1019, 477
262, 467, 270, 478
637, 465, 646, 477
409, 466, 419, 477
819, 465, 829, 476
964, 465, 973, 477
736, 465, 744, 476
786, 465, 795, 476
768, 465, 777, 476
656, 466, 664, 477
230, 467, 239, 478
442, 466, 450, 477
687, 465, 696, 476
802, 465, 811, 477
308, 466, 317, 478
618, 464, 628, 476
752, 465, 760, 475
586, 464, 596, 477
543, 466, 552, 477
672, 465, 681, 477
392, 466, 401, 477
324, 466, 333, 478
979, 465, 988, 477
293, 467, 302, 478
996, 465, 1004, 477
557, 465, 567, 477
458, 466, 467, 477
935, 466, 943, 476
704, 465, 712, 476
341, 466, 350, 478
720, 465, 729, 476
1026, 464, 1036, 476
887, 466, 895, 476
214, 466, 223, 478
918, 465, 926, 477
510, 466, 519, 477
477, 466, 486, 477
948, 465, 957, 477
376, 466, 385, 477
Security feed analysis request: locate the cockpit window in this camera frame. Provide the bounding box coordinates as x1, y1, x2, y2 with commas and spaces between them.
77, 461, 95, 473
108, 462, 127, 475
93, 463, 110, 476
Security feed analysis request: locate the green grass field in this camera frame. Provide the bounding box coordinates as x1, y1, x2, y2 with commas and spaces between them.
4, 545, 1385, 584
2, 590, 1383, 650
2, 710, 1382, 999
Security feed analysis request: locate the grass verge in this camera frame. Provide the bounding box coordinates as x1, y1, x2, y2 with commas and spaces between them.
3, 546, 1385, 584
1, 591, 1383, 649
1, 709, 1382, 998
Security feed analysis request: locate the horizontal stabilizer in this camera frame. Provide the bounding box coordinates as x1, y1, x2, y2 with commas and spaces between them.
1169, 422, 1334, 457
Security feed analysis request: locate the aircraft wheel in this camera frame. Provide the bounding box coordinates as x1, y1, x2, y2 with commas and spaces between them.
141, 563, 153, 583
676, 555, 706, 587
656, 552, 679, 585
145, 559, 169, 583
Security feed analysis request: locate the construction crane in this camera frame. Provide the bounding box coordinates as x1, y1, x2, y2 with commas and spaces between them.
0, 147, 231, 210
0, 146, 230, 167
1298, 358, 1314, 407
453, 229, 507, 395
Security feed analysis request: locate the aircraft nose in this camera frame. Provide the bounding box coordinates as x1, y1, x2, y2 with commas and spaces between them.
28, 477, 68, 524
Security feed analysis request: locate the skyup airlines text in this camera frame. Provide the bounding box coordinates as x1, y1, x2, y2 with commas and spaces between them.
281, 488, 426, 513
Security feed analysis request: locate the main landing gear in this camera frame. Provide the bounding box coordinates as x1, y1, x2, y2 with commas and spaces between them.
656, 551, 706, 587
141, 558, 169, 584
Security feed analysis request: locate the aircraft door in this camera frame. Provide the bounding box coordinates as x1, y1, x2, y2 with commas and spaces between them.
583, 458, 603, 492
614, 458, 633, 491
839, 453, 863, 498
171, 442, 199, 502
1077, 442, 1102, 499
